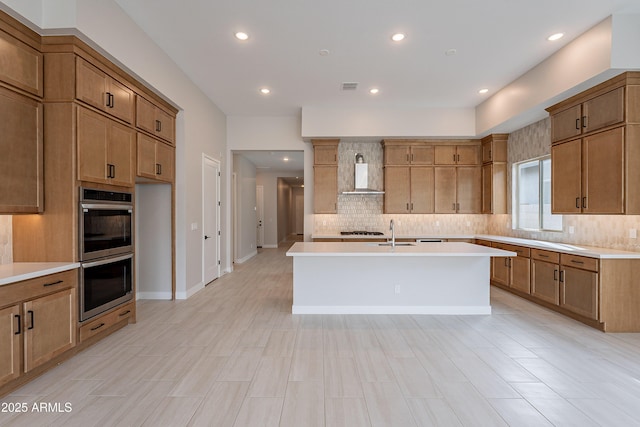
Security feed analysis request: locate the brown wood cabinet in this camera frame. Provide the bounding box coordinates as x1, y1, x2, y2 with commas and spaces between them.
136, 95, 175, 144
531, 258, 560, 305
547, 72, 640, 214
551, 127, 624, 214
384, 166, 434, 213
79, 302, 134, 342
0, 86, 43, 213
0, 270, 77, 387
434, 167, 481, 213
434, 145, 480, 165
384, 143, 434, 165
481, 134, 507, 214
491, 243, 531, 293
560, 254, 598, 320
312, 140, 339, 213
0, 26, 43, 97
77, 106, 135, 187
137, 133, 174, 183
76, 57, 135, 124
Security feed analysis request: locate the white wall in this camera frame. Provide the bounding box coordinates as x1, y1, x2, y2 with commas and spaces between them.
233, 154, 257, 263
0, 0, 229, 299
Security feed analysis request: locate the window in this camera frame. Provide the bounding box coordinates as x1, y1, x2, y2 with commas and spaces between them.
513, 156, 562, 231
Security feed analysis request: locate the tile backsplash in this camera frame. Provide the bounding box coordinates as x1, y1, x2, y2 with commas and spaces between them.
0, 215, 12, 264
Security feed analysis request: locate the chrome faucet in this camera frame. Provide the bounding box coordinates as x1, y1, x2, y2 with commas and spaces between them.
389, 219, 395, 248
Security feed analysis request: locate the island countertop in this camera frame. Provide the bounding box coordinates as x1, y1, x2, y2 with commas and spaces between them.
287, 241, 516, 257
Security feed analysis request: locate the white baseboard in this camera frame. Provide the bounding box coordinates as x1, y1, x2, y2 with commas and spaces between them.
291, 305, 492, 315
261, 244, 278, 249
137, 291, 172, 300
236, 250, 257, 264
175, 282, 204, 300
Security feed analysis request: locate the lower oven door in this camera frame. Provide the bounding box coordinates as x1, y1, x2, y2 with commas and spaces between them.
80, 253, 133, 322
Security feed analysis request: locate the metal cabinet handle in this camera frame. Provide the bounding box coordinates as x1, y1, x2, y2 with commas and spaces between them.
43, 280, 63, 287
554, 269, 558, 281
118, 310, 131, 317
575, 118, 580, 130
582, 197, 587, 209
559, 270, 565, 283
575, 197, 580, 209
155, 119, 162, 132
106, 92, 114, 108
14, 314, 21, 335
582, 115, 587, 128
90, 323, 105, 331
156, 163, 162, 175
28, 310, 34, 330
570, 260, 584, 265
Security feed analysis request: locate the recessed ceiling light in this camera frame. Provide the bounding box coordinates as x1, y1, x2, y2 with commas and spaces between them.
260, 88, 270, 95
445, 48, 457, 56
369, 88, 379, 94
478, 88, 489, 94
391, 33, 405, 42
319, 49, 330, 56
235, 31, 249, 41
547, 33, 564, 41
283, 157, 289, 162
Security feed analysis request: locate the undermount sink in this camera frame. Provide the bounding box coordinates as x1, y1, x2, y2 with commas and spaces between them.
374, 242, 415, 247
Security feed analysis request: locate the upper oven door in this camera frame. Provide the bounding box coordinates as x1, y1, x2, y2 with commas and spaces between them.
80, 203, 133, 260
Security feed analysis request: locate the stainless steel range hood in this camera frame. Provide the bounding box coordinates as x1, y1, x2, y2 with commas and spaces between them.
341, 154, 384, 195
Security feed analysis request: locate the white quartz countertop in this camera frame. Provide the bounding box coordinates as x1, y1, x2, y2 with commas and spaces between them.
312, 234, 475, 240
287, 241, 516, 257
474, 235, 640, 259
0, 262, 80, 286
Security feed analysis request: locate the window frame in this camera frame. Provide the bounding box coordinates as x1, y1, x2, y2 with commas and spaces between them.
512, 155, 562, 232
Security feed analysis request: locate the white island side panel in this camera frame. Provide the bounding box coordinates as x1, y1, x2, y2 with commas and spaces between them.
292, 255, 491, 315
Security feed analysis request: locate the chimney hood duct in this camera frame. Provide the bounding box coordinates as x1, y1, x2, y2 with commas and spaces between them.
341, 153, 384, 195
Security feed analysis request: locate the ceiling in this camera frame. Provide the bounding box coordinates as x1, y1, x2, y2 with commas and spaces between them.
114, 0, 640, 172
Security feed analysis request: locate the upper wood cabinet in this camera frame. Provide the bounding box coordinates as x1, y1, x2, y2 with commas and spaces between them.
383, 143, 434, 165
0, 87, 43, 213
136, 95, 175, 144
312, 139, 339, 165
481, 134, 508, 164
384, 166, 434, 213
0, 28, 43, 96
434, 145, 480, 165
434, 166, 481, 213
76, 58, 135, 124
548, 72, 640, 214
550, 87, 624, 143
480, 134, 508, 214
312, 139, 339, 213
137, 133, 174, 183
77, 106, 135, 187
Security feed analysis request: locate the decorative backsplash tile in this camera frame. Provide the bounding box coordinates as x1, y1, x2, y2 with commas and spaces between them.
338, 140, 384, 193
0, 216, 12, 265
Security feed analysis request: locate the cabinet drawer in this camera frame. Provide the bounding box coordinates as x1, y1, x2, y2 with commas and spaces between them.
561, 254, 598, 272
79, 302, 133, 342
0, 269, 77, 309
531, 249, 560, 263
492, 243, 530, 257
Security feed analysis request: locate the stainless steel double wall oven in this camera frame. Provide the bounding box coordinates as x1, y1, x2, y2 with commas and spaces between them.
79, 187, 133, 321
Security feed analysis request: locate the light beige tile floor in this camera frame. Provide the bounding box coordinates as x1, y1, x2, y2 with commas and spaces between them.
2, 239, 640, 426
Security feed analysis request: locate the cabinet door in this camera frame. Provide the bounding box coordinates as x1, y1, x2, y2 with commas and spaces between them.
491, 257, 510, 287
108, 121, 135, 187
561, 266, 598, 319
531, 260, 559, 305
583, 87, 624, 134
434, 146, 457, 165
108, 78, 134, 124
77, 107, 109, 184
136, 95, 157, 135
384, 146, 410, 165
23, 288, 76, 372
410, 146, 434, 165
314, 166, 337, 213
136, 132, 157, 179
0, 29, 43, 96
314, 145, 338, 165
582, 127, 624, 214
551, 104, 582, 142
0, 305, 21, 387
155, 142, 175, 183
0, 87, 43, 213
456, 167, 481, 213
155, 107, 175, 144
510, 257, 531, 294
384, 167, 411, 213
456, 146, 480, 165
551, 139, 582, 214
410, 167, 434, 213
434, 167, 456, 212
76, 58, 108, 112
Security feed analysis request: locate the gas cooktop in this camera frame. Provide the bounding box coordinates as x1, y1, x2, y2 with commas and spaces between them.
340, 231, 384, 236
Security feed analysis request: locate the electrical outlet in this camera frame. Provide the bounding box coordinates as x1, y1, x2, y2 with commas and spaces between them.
191, 222, 198, 231
394, 284, 401, 294
568, 226, 575, 234
630, 229, 637, 239
435, 221, 440, 227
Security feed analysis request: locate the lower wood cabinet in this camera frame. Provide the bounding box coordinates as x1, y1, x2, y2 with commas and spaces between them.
491, 243, 530, 293
560, 254, 599, 320
79, 302, 134, 342
531, 259, 560, 305
0, 270, 77, 388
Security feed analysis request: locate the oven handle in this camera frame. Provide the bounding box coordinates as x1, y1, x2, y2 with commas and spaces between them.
82, 203, 133, 212
81, 253, 133, 268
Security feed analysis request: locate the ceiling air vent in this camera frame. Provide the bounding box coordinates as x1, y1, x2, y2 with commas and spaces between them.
341, 82, 359, 91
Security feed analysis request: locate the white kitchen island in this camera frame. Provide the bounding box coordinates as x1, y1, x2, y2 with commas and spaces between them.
286, 241, 515, 315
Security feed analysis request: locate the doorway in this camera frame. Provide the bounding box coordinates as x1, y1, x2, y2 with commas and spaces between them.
256, 185, 264, 248
202, 155, 220, 285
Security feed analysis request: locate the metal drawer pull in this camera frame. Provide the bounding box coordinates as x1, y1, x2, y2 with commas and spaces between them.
90, 323, 105, 331
570, 260, 584, 265
539, 254, 549, 258
43, 280, 63, 287
118, 310, 131, 317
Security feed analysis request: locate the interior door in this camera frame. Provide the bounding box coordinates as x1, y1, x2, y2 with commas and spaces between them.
256, 185, 264, 248
203, 156, 220, 285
